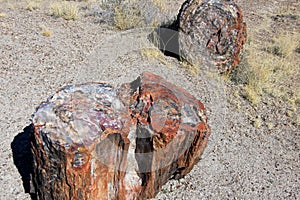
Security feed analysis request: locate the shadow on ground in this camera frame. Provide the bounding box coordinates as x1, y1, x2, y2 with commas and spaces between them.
11, 124, 37, 200
148, 20, 180, 59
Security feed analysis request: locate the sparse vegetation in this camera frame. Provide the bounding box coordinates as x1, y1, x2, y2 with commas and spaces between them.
141, 48, 170, 66
153, 0, 166, 12
0, 12, 7, 18
180, 60, 199, 75
276, 1, 300, 17
7, 3, 15, 10
39, 24, 51, 37
114, 4, 143, 30
42, 29, 51, 37
232, 30, 300, 104
26, 0, 41, 11
253, 116, 263, 129
1, 22, 12, 29
112, 0, 169, 30
297, 116, 300, 126
50, 1, 79, 20
266, 122, 274, 130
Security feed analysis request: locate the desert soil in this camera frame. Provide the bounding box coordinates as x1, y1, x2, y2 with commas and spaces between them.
0, 0, 299, 199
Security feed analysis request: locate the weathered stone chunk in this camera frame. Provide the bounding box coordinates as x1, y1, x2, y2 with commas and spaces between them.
178, 0, 247, 73
31, 72, 210, 199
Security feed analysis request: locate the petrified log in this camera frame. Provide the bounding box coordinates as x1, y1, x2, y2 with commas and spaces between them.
178, 0, 247, 73
30, 72, 210, 199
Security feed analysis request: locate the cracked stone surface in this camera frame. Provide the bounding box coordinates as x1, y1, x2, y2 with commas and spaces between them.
31, 72, 210, 200
178, 0, 247, 73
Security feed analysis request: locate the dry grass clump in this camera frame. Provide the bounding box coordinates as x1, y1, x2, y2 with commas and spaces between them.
253, 116, 263, 129
297, 116, 300, 126
50, 1, 79, 20
276, 1, 300, 17
39, 24, 51, 37
153, 0, 167, 12
42, 29, 51, 37
141, 48, 170, 66
271, 32, 300, 57
114, 4, 143, 30
26, 0, 41, 11
112, 0, 169, 30
234, 30, 300, 104
180, 60, 200, 75
0, 12, 7, 18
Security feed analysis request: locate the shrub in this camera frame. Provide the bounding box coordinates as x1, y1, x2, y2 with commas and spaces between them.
113, 4, 142, 30
39, 24, 51, 37
50, 1, 79, 20
233, 31, 300, 104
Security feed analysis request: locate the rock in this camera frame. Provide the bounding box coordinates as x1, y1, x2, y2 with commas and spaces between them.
30, 72, 210, 199
178, 0, 247, 73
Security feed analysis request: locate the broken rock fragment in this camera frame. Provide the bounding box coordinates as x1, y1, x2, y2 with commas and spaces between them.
31, 72, 210, 199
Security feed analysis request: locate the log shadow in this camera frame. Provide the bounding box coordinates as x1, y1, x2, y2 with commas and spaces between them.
11, 124, 37, 200
148, 20, 180, 59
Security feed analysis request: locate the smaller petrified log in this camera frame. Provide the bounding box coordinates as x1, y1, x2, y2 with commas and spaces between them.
178, 0, 247, 73
31, 72, 210, 200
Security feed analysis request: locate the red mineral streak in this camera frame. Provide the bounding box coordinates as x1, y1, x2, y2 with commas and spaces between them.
179, 0, 247, 73
31, 72, 211, 199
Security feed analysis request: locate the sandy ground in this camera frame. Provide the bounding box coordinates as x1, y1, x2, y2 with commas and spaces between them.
0, 0, 299, 199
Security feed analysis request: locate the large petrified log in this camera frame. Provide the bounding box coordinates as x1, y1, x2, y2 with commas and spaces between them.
30, 72, 210, 199
178, 0, 247, 73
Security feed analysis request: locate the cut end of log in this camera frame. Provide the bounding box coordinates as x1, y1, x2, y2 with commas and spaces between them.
33, 83, 126, 147
179, 0, 247, 73
31, 72, 211, 199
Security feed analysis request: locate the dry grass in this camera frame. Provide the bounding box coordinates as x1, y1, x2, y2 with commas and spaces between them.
297, 116, 300, 126
42, 29, 51, 37
50, 1, 79, 20
113, 4, 143, 30
112, 0, 167, 30
1, 22, 12, 29
229, 1, 300, 106
83, 0, 95, 10
153, 0, 167, 12
272, 32, 300, 57
7, 2, 15, 10
276, 1, 300, 16
26, 0, 41, 11
39, 24, 51, 37
0, 12, 7, 18
253, 116, 263, 129
233, 29, 300, 104
140, 48, 171, 67
180, 60, 199, 75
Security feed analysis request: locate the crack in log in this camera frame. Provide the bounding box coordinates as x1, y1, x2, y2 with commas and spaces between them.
30, 72, 211, 199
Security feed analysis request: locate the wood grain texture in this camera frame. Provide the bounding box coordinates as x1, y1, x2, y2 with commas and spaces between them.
31, 72, 210, 199
179, 0, 247, 73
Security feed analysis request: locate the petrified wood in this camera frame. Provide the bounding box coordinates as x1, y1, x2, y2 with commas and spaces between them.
178, 0, 247, 73
30, 72, 210, 199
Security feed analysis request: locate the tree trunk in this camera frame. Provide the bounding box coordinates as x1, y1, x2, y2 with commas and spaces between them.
31, 72, 210, 199
178, 0, 247, 73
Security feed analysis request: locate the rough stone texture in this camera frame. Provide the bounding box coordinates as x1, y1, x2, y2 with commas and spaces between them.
178, 0, 247, 73
30, 72, 210, 200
